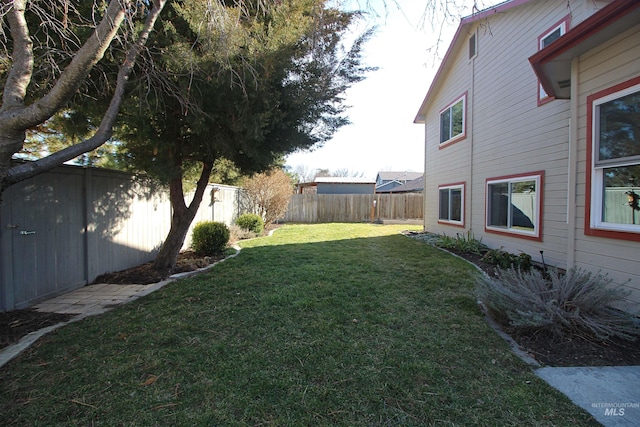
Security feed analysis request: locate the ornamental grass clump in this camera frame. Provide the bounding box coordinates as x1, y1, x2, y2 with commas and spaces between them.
435, 231, 487, 254
476, 267, 639, 341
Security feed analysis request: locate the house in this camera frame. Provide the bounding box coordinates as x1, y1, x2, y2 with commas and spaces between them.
376, 175, 424, 194
414, 0, 640, 305
375, 171, 423, 192
296, 177, 376, 194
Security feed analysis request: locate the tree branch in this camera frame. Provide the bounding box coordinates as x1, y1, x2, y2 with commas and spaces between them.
2, 0, 168, 191
0, 0, 129, 130
1, 0, 33, 112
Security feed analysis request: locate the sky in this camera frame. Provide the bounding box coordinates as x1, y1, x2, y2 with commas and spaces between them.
285, 1, 468, 181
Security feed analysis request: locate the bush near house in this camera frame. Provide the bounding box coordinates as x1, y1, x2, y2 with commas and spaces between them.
191, 221, 230, 256
481, 247, 532, 271
435, 231, 487, 254
476, 267, 639, 341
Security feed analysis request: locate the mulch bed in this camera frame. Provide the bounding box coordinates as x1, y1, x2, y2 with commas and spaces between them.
3, 233, 640, 368
412, 233, 640, 367
92, 250, 227, 285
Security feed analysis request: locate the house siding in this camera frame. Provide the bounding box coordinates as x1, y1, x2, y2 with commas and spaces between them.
421, 0, 640, 305
425, 0, 584, 267
574, 21, 640, 304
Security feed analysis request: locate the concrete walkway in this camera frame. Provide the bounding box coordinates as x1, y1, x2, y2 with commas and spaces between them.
32, 282, 167, 315
537, 366, 640, 426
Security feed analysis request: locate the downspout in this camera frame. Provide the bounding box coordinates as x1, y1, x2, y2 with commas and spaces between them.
423, 125, 428, 231
469, 49, 475, 233
566, 57, 579, 268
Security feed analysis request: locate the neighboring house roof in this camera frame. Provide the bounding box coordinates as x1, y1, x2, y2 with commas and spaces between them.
313, 177, 375, 184
377, 176, 424, 193
529, 0, 640, 99
414, 0, 536, 123
376, 171, 423, 182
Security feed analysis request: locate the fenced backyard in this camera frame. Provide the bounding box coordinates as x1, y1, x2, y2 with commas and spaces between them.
283, 193, 423, 223
0, 165, 244, 312
1, 165, 423, 312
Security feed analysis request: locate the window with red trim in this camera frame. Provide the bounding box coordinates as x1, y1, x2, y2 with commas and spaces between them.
587, 78, 640, 238
438, 183, 464, 226
486, 172, 543, 240
538, 16, 570, 104
439, 94, 466, 146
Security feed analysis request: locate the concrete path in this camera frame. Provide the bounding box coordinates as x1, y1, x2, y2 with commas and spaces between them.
32, 282, 167, 315
537, 366, 640, 426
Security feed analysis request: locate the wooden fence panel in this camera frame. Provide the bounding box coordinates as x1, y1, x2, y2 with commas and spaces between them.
284, 193, 423, 223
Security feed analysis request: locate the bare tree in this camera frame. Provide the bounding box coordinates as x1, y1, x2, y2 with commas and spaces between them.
243, 169, 295, 226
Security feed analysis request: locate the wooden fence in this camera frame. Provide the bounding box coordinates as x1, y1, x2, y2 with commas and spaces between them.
283, 193, 423, 223
0, 164, 243, 311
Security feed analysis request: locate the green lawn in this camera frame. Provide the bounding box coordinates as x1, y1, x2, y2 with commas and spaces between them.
0, 224, 597, 426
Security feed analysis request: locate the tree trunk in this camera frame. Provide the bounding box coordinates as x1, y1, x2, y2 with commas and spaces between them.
152, 160, 214, 273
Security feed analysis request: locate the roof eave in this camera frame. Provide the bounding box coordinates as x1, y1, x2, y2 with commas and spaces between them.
529, 0, 640, 99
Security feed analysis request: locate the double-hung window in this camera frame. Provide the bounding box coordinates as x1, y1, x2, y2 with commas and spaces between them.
439, 94, 466, 146
587, 78, 640, 238
438, 183, 464, 225
538, 17, 569, 103
486, 172, 543, 240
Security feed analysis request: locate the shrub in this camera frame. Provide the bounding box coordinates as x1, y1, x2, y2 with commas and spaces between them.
191, 221, 230, 256
229, 224, 258, 243
235, 213, 264, 235
435, 231, 487, 255
481, 247, 532, 271
242, 168, 293, 225
476, 267, 639, 341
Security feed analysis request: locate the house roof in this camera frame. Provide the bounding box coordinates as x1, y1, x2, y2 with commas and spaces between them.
414, 0, 536, 123
529, 0, 640, 99
377, 176, 424, 193
313, 177, 375, 184
376, 171, 423, 182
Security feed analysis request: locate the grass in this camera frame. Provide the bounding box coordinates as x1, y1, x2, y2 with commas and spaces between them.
0, 223, 597, 426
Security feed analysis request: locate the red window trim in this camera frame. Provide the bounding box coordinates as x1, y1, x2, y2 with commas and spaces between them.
584, 75, 640, 242
484, 171, 544, 242
537, 15, 571, 106
437, 181, 466, 228
439, 92, 468, 149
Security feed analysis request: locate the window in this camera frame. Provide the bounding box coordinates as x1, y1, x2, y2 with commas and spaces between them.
486, 172, 543, 240
469, 32, 477, 60
538, 17, 570, 103
439, 183, 464, 225
440, 94, 466, 146
586, 77, 640, 240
